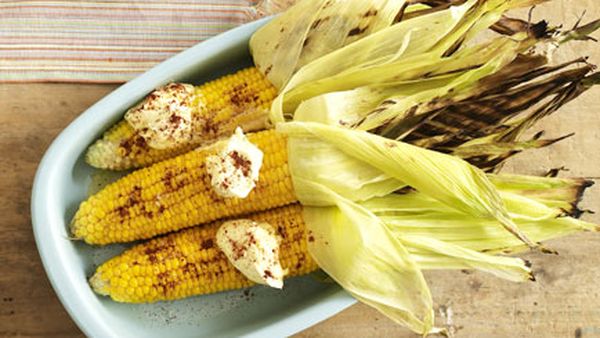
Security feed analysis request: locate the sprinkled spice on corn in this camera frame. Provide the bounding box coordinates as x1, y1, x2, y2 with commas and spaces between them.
72, 129, 295, 245
85, 67, 277, 170
90, 204, 317, 303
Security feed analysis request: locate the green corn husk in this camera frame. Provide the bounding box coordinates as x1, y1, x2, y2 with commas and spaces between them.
367, 173, 590, 280
250, 0, 491, 89
278, 121, 526, 235
297, 170, 596, 333
487, 174, 594, 217
298, 40, 599, 172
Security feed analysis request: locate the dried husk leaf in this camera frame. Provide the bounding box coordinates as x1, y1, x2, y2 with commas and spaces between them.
279, 121, 538, 248
250, 0, 410, 89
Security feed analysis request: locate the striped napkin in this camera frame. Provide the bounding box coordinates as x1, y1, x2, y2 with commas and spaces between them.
0, 1, 294, 83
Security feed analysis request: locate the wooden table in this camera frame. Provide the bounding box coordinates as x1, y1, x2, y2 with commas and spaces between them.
1, 2, 600, 336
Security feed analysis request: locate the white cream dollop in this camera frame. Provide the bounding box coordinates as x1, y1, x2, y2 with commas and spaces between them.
216, 219, 286, 289
125, 83, 195, 149
205, 127, 263, 198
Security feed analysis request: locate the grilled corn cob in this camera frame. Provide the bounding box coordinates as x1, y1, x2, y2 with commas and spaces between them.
72, 129, 296, 245
85, 67, 277, 170
90, 204, 318, 303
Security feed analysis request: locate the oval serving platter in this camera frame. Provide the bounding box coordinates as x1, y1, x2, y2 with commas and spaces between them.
31, 17, 355, 338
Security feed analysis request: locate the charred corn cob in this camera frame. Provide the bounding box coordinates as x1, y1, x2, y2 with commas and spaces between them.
72, 129, 296, 245
85, 67, 277, 170
90, 204, 318, 303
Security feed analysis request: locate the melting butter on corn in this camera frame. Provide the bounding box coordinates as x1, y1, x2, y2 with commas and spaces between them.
206, 127, 263, 198
125, 83, 195, 149
216, 219, 286, 289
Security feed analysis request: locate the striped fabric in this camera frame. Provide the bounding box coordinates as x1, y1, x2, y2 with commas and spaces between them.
0, 1, 288, 83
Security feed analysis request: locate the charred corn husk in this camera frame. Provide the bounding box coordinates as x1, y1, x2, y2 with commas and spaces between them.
72, 129, 295, 245
396, 59, 598, 172
85, 67, 277, 170
90, 204, 318, 303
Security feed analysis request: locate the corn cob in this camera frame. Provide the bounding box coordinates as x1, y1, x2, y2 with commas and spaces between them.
90, 204, 318, 303
85, 67, 277, 170
72, 129, 296, 245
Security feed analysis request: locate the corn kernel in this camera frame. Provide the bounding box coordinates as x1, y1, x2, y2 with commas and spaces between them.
89, 204, 318, 303
85, 67, 277, 171
73, 129, 296, 245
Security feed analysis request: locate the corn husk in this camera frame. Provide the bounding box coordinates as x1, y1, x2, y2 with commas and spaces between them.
487, 174, 594, 217
293, 33, 536, 130
303, 192, 436, 334
404, 62, 598, 171
252, 0, 600, 175
300, 41, 598, 173
279, 121, 542, 247
255, 0, 547, 123
287, 126, 595, 333
257, 1, 600, 335
368, 186, 596, 256
283, 120, 593, 252
250, 0, 411, 89
355, 19, 599, 171
280, 121, 596, 333
262, 0, 478, 121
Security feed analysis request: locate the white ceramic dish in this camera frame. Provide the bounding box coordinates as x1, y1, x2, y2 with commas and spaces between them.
31, 18, 355, 338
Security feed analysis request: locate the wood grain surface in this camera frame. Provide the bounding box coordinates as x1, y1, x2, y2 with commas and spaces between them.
1, 1, 600, 337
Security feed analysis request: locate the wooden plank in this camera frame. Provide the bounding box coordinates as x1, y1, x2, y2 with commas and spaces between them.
0, 83, 114, 337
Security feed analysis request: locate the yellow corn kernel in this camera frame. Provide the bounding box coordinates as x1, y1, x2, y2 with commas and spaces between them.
72, 129, 296, 245
85, 66, 277, 170
90, 204, 319, 303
